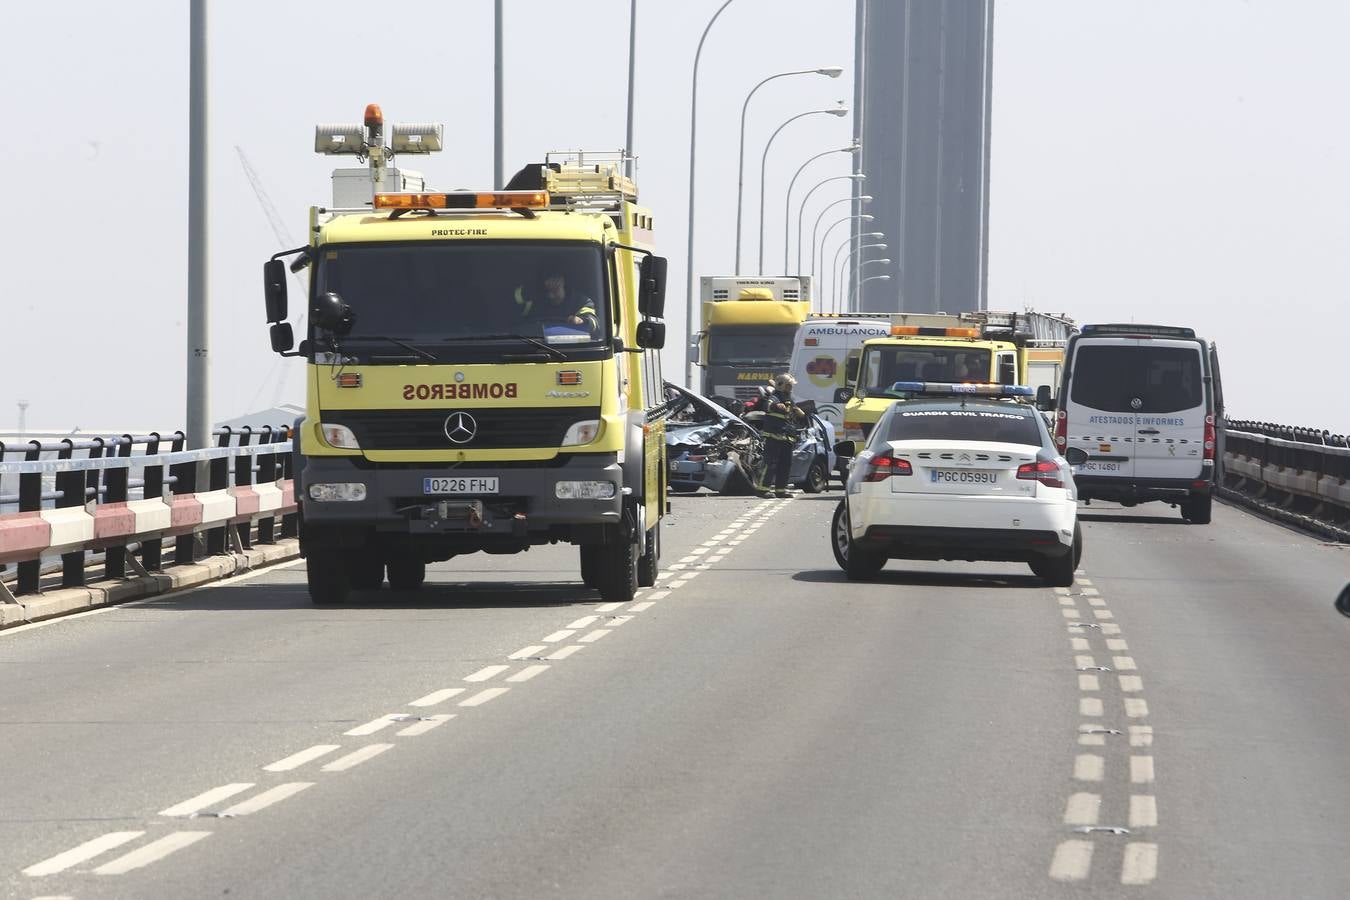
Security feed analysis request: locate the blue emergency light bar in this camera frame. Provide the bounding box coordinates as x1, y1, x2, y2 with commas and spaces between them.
889, 381, 1035, 397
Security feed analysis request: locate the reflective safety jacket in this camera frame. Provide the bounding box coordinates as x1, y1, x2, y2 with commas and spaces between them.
514, 286, 598, 333
761, 390, 803, 442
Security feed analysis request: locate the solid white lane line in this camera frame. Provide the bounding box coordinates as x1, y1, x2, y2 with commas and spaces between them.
1130, 795, 1158, 828
459, 687, 510, 707
409, 688, 466, 707
1130, 756, 1155, 784
1049, 840, 1094, 882
546, 645, 583, 660
159, 783, 255, 817
565, 615, 600, 629
645, 591, 671, 601
1071, 637, 1091, 651
1075, 655, 1097, 668
218, 782, 313, 816
1080, 698, 1104, 717
1106, 638, 1130, 651
505, 664, 550, 683
542, 629, 577, 643
1078, 675, 1101, 692
23, 832, 145, 877
1121, 843, 1158, 885
578, 629, 610, 643
1063, 792, 1101, 826
263, 744, 341, 772
1119, 675, 1144, 692
93, 831, 211, 875
1114, 656, 1138, 671
1074, 754, 1104, 782
594, 602, 626, 613
628, 601, 656, 612
465, 665, 510, 683
321, 744, 394, 772
1129, 725, 1154, 747
510, 645, 548, 660
1061, 609, 1081, 619
345, 715, 402, 736
1093, 609, 1114, 620
396, 714, 455, 736
1124, 698, 1150, 718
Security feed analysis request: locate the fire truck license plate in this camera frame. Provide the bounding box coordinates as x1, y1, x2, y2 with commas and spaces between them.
423, 477, 499, 494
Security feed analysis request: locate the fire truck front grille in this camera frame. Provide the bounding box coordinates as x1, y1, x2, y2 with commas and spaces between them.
324, 407, 601, 450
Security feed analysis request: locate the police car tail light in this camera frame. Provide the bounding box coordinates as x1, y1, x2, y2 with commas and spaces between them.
319, 423, 360, 449
373, 191, 550, 210
562, 419, 602, 446
1017, 460, 1064, 489
1054, 409, 1068, 451
862, 450, 912, 482
1203, 414, 1216, 459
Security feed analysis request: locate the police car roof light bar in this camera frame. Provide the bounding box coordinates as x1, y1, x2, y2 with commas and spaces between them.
890, 381, 1035, 398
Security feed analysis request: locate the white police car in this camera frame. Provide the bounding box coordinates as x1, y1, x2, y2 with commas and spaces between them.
831, 382, 1081, 585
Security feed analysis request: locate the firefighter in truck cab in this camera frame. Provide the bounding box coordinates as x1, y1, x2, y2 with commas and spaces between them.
514, 267, 599, 336
758, 373, 807, 498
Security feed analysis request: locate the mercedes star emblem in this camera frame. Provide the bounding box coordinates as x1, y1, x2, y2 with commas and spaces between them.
444, 411, 478, 444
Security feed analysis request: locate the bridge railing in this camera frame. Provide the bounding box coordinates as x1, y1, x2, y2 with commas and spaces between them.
1222, 419, 1349, 540
0, 426, 297, 598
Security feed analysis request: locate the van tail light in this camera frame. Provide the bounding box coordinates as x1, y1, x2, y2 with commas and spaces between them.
1017, 460, 1065, 489
1203, 414, 1215, 459
1054, 409, 1067, 451
862, 450, 913, 482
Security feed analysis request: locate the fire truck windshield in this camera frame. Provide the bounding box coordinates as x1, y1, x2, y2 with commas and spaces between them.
707, 326, 797, 367
314, 241, 610, 360
861, 346, 991, 394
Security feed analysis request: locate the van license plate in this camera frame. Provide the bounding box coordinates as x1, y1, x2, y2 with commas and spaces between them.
424, 477, 499, 494
1078, 462, 1122, 473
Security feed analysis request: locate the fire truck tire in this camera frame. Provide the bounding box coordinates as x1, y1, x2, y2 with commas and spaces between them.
346, 552, 384, 590
580, 545, 602, 588
637, 523, 660, 587
387, 558, 426, 591
306, 551, 351, 605
597, 530, 639, 603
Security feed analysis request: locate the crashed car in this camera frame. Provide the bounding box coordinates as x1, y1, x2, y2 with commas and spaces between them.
664, 382, 836, 495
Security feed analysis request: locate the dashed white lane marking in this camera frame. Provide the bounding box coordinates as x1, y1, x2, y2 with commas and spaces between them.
459, 687, 510, 707
1075, 578, 1092, 586
689, 548, 709, 556
92, 831, 211, 875
542, 629, 577, 643
645, 591, 670, 601
506, 665, 550, 683
1121, 842, 1159, 885
1119, 675, 1144, 692
678, 555, 698, 563
1075, 655, 1096, 668
1080, 698, 1104, 717
676, 571, 701, 581
708, 554, 729, 563
465, 665, 510, 683
1049, 840, 1094, 881
594, 602, 626, 613
396, 714, 455, 736
1078, 675, 1100, 692
1063, 792, 1101, 826
1130, 755, 1155, 784
1061, 608, 1081, 619
545, 645, 583, 661
1114, 656, 1138, 671
578, 629, 610, 643
1092, 609, 1114, 620
263, 744, 341, 772
607, 615, 634, 627
628, 601, 656, 612
1107, 638, 1129, 651
1081, 586, 1100, 596
24, 832, 145, 876
219, 782, 313, 816
1100, 623, 1121, 635
510, 645, 548, 660
1078, 732, 1106, 747
1074, 754, 1105, 782
1088, 597, 1107, 608
1070, 637, 1091, 651
1129, 726, 1154, 748
409, 688, 466, 707
700, 540, 721, 548
1130, 795, 1158, 828
1059, 597, 1077, 607
321, 744, 394, 772
345, 714, 404, 736
1054, 587, 1072, 596
565, 615, 600, 629
1124, 698, 1150, 718
159, 783, 255, 817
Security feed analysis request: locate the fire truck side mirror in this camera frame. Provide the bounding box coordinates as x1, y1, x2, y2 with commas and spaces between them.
270, 322, 295, 354
636, 320, 666, 350
264, 259, 288, 323
313, 292, 354, 337
845, 357, 860, 384
639, 255, 668, 318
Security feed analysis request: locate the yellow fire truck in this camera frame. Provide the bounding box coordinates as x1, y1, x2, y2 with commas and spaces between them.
690, 276, 812, 404
263, 105, 669, 605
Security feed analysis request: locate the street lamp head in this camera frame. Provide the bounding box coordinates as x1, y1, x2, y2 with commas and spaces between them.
875, 258, 892, 264
826, 104, 849, 117
865, 232, 884, 238
861, 214, 874, 221
816, 66, 845, 78
859, 195, 873, 202
872, 275, 892, 281
869, 244, 888, 251
842, 143, 862, 154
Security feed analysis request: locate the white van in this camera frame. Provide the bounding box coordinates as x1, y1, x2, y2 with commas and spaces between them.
788, 317, 892, 425
1055, 323, 1224, 523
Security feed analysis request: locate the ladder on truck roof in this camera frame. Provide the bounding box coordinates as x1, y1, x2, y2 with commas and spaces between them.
542, 150, 637, 210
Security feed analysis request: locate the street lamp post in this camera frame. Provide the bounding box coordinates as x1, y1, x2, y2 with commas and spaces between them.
831, 236, 885, 311
782, 144, 859, 274
684, 0, 737, 389
851, 273, 892, 311
792, 170, 863, 276
758, 104, 848, 275
811, 198, 870, 277
733, 66, 842, 273
812, 214, 873, 311
842, 258, 890, 313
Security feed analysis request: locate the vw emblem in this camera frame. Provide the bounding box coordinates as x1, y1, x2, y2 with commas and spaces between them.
1130, 397, 1143, 410
444, 411, 478, 444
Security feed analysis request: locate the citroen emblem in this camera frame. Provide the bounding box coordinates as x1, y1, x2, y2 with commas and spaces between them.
444, 411, 478, 444
1130, 397, 1143, 410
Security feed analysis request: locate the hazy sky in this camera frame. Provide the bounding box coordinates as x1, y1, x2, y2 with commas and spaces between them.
1, 1, 1344, 432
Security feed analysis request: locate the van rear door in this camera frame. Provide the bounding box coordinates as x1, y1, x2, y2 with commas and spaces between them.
1063, 340, 1138, 480
1129, 339, 1207, 481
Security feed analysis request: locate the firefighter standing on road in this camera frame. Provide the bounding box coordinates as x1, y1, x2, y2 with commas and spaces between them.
758, 373, 805, 498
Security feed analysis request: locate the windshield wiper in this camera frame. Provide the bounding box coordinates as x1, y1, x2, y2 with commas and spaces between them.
345, 335, 438, 363
442, 333, 568, 360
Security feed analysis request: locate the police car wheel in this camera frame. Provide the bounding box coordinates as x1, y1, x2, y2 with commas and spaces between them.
1032, 548, 1076, 588
306, 551, 351, 605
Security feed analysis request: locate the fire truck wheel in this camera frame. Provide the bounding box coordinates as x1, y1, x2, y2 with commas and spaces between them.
306, 551, 351, 605
637, 523, 660, 587
346, 551, 384, 590
387, 558, 426, 591
580, 545, 602, 588
597, 529, 639, 603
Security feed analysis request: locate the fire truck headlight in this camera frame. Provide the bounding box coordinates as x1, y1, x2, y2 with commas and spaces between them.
561, 419, 602, 447
308, 482, 367, 502
319, 423, 361, 449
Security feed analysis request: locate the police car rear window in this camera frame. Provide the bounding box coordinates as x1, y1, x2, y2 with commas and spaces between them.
884, 408, 1043, 445
1070, 345, 1203, 414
